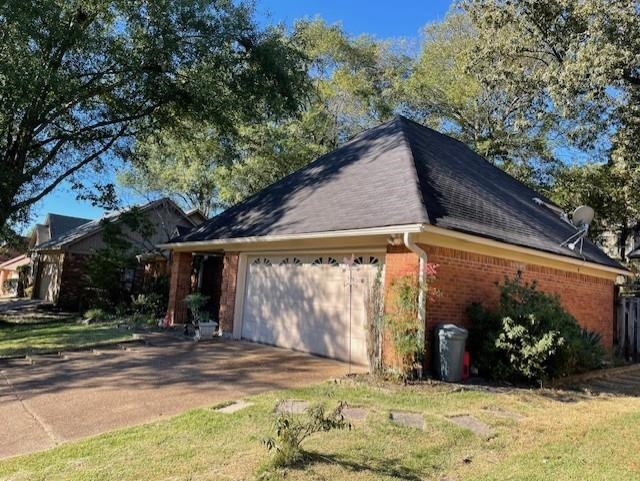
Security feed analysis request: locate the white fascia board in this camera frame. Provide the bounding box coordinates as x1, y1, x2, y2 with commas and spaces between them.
157, 224, 425, 250
422, 225, 631, 277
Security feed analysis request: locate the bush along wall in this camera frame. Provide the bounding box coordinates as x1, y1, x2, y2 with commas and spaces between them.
467, 272, 605, 385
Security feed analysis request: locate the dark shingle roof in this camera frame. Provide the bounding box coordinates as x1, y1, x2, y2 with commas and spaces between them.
45, 214, 92, 242
175, 116, 621, 270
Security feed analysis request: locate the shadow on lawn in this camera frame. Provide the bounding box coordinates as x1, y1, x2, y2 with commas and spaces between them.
294, 452, 424, 480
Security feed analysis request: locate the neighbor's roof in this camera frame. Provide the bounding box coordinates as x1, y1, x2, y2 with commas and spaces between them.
45, 214, 93, 241
173, 116, 622, 270
34, 198, 193, 251
0, 254, 29, 271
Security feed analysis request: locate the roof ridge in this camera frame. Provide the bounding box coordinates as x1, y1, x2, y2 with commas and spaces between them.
395, 116, 430, 224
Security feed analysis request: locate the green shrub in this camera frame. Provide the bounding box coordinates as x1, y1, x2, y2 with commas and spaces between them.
384, 265, 439, 379
131, 293, 164, 317
184, 292, 209, 323
83, 308, 112, 323
467, 273, 605, 384
262, 402, 351, 468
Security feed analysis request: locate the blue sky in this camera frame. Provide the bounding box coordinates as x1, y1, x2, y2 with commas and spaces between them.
33, 0, 454, 228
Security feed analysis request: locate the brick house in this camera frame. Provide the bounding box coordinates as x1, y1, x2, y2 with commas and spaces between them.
161, 116, 627, 365
32, 198, 199, 309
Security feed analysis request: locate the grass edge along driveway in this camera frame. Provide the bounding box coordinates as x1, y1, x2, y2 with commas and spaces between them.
0, 320, 134, 358
1, 380, 639, 481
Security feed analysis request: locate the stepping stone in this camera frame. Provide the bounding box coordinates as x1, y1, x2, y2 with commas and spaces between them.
275, 400, 309, 414
447, 415, 495, 439
389, 411, 424, 430
342, 406, 368, 421
215, 400, 253, 414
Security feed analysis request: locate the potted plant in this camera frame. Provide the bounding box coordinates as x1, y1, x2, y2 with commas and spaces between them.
184, 293, 218, 340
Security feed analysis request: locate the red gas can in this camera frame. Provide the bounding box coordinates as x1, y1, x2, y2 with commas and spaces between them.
462, 351, 471, 381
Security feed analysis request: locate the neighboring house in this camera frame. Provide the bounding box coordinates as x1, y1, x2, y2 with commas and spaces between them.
185, 208, 208, 226
32, 198, 198, 309
29, 214, 93, 249
0, 254, 29, 296
161, 116, 628, 365
0, 236, 29, 296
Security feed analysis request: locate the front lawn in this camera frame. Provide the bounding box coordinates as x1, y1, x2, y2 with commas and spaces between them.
1, 380, 639, 480
0, 318, 135, 357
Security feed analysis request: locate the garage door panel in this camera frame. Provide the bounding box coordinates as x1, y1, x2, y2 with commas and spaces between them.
241, 254, 381, 365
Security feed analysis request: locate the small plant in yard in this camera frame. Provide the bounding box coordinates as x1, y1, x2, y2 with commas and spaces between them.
468, 272, 606, 384
261, 401, 351, 469
83, 308, 112, 323
183, 293, 209, 323
385, 263, 439, 379
131, 293, 164, 317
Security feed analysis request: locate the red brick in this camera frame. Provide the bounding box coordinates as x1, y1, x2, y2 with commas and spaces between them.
218, 253, 239, 335
164, 252, 192, 325
421, 245, 614, 351
381, 244, 615, 370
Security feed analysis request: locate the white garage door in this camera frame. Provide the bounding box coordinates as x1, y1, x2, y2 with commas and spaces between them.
241, 254, 383, 365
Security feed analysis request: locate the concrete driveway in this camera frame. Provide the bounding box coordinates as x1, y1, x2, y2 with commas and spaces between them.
0, 337, 352, 459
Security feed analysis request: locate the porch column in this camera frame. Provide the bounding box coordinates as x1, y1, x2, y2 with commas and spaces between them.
164, 251, 193, 326
218, 253, 239, 335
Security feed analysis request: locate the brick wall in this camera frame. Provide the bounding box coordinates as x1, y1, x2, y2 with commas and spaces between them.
383, 244, 615, 360
164, 251, 192, 325
218, 253, 239, 335
57, 252, 90, 310
382, 245, 421, 366
421, 245, 615, 351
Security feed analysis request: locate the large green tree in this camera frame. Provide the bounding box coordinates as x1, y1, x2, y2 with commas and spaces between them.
403, 11, 560, 189
464, 0, 640, 259
118, 121, 230, 217
121, 19, 410, 208
0, 0, 306, 237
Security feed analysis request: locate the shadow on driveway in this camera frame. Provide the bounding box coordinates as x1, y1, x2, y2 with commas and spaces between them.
0, 338, 354, 459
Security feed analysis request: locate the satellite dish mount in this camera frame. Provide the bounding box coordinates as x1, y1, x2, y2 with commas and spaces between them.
560, 206, 595, 254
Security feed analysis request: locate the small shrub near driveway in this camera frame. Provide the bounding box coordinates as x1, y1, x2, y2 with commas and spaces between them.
261, 401, 351, 469
468, 272, 605, 384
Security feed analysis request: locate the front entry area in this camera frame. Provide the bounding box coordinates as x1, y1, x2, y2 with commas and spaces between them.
239, 253, 383, 365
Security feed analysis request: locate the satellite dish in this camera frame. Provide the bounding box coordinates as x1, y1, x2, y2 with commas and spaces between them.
561, 205, 595, 253
572, 205, 594, 227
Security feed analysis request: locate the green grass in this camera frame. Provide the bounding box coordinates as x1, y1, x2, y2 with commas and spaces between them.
1, 380, 640, 480
0, 319, 134, 357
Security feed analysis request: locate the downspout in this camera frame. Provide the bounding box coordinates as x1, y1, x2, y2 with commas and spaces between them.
403, 232, 427, 322
403, 232, 427, 374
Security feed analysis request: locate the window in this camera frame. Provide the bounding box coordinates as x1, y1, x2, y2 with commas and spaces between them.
312, 256, 339, 266
251, 257, 272, 266
280, 257, 302, 266
354, 256, 380, 265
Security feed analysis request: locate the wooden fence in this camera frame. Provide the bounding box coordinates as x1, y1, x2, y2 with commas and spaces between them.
617, 297, 640, 361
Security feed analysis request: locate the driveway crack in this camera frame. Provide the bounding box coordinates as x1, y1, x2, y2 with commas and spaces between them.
1, 369, 60, 446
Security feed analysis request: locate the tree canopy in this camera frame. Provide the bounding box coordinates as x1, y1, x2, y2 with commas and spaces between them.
121, 18, 410, 209
402, 11, 560, 189
464, 0, 640, 258
0, 0, 306, 237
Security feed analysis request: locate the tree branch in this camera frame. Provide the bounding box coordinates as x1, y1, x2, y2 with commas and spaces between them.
13, 126, 126, 212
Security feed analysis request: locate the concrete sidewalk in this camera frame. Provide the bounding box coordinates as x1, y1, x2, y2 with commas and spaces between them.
0, 338, 351, 459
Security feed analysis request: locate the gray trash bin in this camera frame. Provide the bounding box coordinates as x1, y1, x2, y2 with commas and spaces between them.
434, 324, 468, 382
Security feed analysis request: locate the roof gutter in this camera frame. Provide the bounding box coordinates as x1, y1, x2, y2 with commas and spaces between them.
157, 224, 425, 250
421, 225, 630, 277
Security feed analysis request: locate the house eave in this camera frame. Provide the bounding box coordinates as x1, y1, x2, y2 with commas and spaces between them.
420, 225, 630, 278
158, 224, 426, 251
